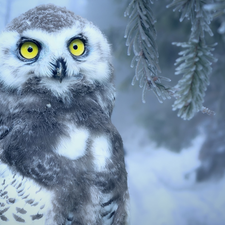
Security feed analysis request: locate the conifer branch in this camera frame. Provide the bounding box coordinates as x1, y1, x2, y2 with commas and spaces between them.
124, 0, 173, 103
168, 0, 217, 120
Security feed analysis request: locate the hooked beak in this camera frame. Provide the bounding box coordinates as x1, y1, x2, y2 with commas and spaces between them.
51, 58, 67, 83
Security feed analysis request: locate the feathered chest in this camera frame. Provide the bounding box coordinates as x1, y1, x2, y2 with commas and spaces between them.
1, 94, 116, 182
0, 92, 128, 225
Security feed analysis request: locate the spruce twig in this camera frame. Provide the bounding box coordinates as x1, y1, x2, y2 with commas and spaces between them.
124, 0, 173, 103
168, 0, 217, 120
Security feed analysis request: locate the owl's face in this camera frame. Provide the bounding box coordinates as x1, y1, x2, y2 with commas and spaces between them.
0, 5, 112, 99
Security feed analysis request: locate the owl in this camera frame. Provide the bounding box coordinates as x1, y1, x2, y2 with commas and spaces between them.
0, 4, 129, 225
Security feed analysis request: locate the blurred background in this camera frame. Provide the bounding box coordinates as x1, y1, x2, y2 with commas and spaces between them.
1, 0, 225, 224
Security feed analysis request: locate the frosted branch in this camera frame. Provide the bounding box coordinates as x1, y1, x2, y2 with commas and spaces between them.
168, 0, 217, 120
125, 0, 172, 103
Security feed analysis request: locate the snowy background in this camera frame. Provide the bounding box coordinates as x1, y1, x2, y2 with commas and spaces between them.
1, 0, 225, 224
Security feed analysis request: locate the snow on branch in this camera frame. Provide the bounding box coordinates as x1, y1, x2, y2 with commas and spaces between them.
124, 0, 173, 103
172, 41, 217, 120
168, 0, 217, 120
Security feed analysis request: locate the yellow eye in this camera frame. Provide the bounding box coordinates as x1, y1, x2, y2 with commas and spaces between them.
20, 42, 39, 59
69, 39, 85, 56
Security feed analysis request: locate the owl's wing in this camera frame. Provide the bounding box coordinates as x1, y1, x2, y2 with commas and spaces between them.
0, 163, 55, 224
100, 195, 124, 225
0, 116, 10, 157
0, 112, 11, 156
0, 119, 55, 224
0, 105, 11, 143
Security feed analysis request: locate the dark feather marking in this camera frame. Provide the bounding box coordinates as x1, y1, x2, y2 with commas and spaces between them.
0, 191, 7, 197
26, 199, 34, 204
31, 202, 39, 206
67, 214, 73, 221
11, 179, 16, 185
0, 125, 9, 139
13, 213, 25, 223
109, 211, 115, 219
0, 215, 8, 221
17, 189, 24, 194
101, 210, 112, 217
31, 213, 43, 220
2, 48, 10, 55
21, 194, 29, 199
101, 195, 119, 207
40, 204, 45, 210
8, 198, 16, 203
0, 207, 9, 215
16, 182, 22, 189
18, 192, 26, 198
17, 187, 24, 193
95, 177, 116, 194
35, 187, 42, 193
16, 207, 27, 214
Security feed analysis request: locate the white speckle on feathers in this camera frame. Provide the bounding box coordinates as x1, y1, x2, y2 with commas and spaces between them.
56, 124, 89, 160
91, 135, 112, 171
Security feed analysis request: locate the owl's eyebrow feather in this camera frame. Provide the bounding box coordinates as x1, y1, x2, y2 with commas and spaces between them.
17, 37, 42, 48
67, 33, 87, 44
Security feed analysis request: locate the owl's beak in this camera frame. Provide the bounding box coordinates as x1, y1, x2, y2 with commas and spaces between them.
51, 58, 67, 83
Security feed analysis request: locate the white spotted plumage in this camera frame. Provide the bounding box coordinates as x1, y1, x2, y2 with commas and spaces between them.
91, 135, 112, 172
55, 124, 89, 160
0, 163, 55, 225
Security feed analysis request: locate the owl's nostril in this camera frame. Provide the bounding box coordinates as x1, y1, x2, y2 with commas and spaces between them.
51, 58, 67, 83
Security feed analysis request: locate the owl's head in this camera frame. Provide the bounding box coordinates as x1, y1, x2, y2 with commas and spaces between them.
0, 4, 114, 101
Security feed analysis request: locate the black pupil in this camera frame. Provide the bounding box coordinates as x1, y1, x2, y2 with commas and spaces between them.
28, 47, 33, 53
73, 45, 78, 50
